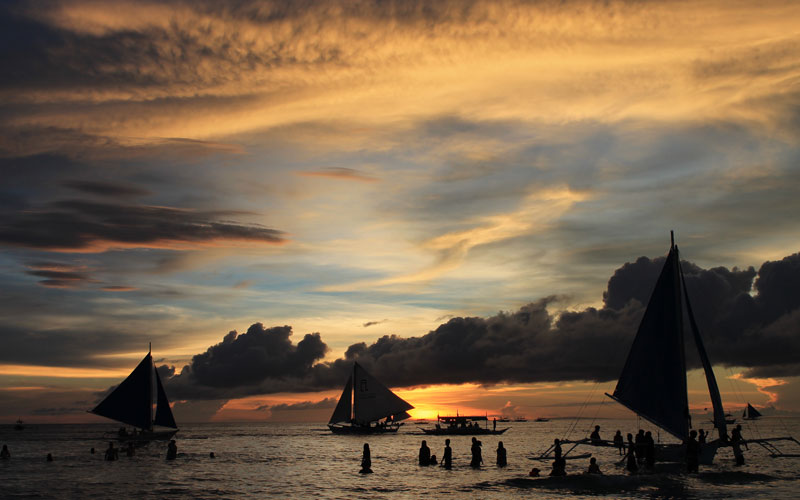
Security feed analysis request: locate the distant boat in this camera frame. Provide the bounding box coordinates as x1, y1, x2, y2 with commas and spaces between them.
89, 346, 178, 442
534, 417, 550, 422
724, 413, 737, 425
420, 414, 509, 435
328, 362, 414, 434
514, 417, 528, 422
743, 403, 762, 421
13, 419, 24, 431
497, 416, 511, 422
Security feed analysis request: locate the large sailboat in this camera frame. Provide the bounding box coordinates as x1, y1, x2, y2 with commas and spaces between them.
533, 233, 798, 464
90, 346, 178, 442
328, 362, 414, 434
604, 232, 726, 464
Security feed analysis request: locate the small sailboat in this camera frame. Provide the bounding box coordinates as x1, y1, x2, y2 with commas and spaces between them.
328, 362, 414, 434
743, 403, 762, 421
13, 418, 24, 431
90, 346, 178, 442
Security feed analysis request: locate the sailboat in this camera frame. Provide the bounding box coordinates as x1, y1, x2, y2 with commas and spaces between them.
743, 403, 762, 421
13, 418, 24, 431
328, 362, 414, 434
532, 233, 799, 464
90, 346, 178, 442
604, 232, 730, 463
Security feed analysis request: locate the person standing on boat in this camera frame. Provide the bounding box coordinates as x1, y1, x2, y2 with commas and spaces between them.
418, 440, 431, 466
496, 441, 507, 467
470, 437, 483, 468
685, 430, 700, 473
441, 439, 452, 469
360, 443, 372, 473
613, 430, 624, 455
625, 433, 638, 474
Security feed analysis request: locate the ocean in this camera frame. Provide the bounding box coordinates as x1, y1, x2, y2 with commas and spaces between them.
1, 417, 798, 499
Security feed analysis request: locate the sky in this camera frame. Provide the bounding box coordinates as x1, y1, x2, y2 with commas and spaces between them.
2, 0, 800, 425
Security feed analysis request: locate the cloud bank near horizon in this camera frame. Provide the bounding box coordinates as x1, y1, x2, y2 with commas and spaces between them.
160, 251, 800, 403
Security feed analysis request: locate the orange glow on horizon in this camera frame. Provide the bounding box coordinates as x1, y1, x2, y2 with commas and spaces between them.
0, 364, 130, 379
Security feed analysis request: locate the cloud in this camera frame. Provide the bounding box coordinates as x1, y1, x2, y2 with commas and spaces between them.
63, 180, 150, 198
299, 167, 377, 183
265, 397, 337, 412
0, 199, 286, 252
160, 250, 800, 405
363, 320, 387, 328
164, 323, 328, 399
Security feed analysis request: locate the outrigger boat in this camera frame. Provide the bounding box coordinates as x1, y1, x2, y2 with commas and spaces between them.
420, 413, 509, 435
532, 233, 799, 464
328, 362, 414, 434
89, 345, 178, 443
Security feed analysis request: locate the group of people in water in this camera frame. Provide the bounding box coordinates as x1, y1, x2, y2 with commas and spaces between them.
360, 423, 753, 476
0, 438, 190, 463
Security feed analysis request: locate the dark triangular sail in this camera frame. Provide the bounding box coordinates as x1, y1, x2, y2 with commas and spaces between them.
743, 403, 762, 419
329, 374, 353, 424
91, 353, 154, 430
153, 368, 178, 429
609, 246, 690, 440
352, 362, 414, 424
681, 261, 728, 438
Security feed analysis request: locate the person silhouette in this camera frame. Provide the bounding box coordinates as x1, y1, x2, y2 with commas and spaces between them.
419, 440, 431, 466
209, 452, 216, 458
496, 441, 507, 467
635, 429, 645, 464
126, 442, 135, 457
698, 429, 706, 445
644, 431, 655, 469
470, 437, 483, 468
731, 424, 746, 465
590, 425, 602, 444
553, 439, 562, 461
686, 430, 699, 473
586, 457, 601, 474
360, 443, 372, 473
613, 430, 624, 455
46, 453, 53, 462
104, 442, 118, 461
441, 439, 452, 469
625, 433, 638, 474
1, 445, 9, 459
166, 440, 177, 460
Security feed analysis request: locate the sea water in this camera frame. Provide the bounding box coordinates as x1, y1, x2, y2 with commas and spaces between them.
1, 418, 798, 499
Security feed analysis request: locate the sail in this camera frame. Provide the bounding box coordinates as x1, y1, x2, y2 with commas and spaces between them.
681, 261, 727, 438
744, 403, 762, 419
329, 374, 353, 424
352, 362, 414, 424
153, 368, 178, 429
609, 246, 690, 440
91, 353, 154, 430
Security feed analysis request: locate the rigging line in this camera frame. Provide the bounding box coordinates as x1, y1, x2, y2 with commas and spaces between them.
726, 366, 765, 441
562, 381, 599, 441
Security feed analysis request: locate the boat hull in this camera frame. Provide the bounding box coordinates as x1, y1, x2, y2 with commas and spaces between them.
328, 424, 402, 434
419, 427, 509, 436
653, 441, 719, 465
113, 429, 178, 442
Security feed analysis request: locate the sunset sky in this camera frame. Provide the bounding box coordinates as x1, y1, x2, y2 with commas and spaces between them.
2, 0, 800, 425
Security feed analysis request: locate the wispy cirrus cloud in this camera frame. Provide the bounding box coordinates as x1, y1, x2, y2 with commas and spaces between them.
298, 167, 377, 183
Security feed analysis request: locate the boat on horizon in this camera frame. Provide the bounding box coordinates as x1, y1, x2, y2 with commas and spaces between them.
534, 417, 550, 422
419, 414, 509, 435
328, 362, 414, 434
743, 403, 762, 421
13, 418, 24, 431
89, 345, 178, 442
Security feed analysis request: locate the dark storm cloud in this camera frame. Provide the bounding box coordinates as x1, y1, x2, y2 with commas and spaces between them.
165, 324, 328, 399
0, 198, 286, 251
262, 397, 337, 412
161, 251, 800, 399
